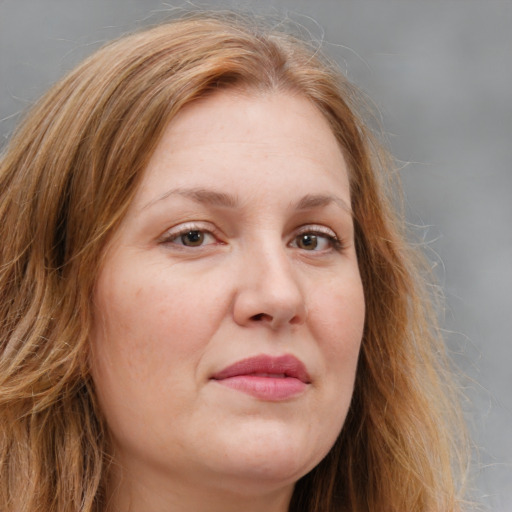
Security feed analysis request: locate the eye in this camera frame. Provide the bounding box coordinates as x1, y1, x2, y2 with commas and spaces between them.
290, 228, 341, 252
160, 225, 219, 248
178, 230, 214, 247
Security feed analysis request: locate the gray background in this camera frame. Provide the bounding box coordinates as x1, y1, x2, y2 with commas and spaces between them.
1, 0, 510, 509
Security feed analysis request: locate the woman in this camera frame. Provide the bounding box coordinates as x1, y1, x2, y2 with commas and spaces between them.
0, 12, 468, 512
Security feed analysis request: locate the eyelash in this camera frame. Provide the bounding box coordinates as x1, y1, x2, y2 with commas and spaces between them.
158, 223, 222, 248
159, 223, 344, 253
292, 226, 344, 252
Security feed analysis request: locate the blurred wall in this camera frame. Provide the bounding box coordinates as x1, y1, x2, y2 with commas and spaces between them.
1, 0, 511, 509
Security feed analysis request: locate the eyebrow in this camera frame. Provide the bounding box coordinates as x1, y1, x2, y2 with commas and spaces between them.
143, 187, 239, 210
295, 193, 352, 215
143, 187, 352, 215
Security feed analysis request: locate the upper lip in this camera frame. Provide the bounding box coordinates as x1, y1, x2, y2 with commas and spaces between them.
211, 354, 311, 383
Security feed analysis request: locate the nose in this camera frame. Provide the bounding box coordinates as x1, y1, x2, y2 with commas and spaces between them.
232, 241, 307, 330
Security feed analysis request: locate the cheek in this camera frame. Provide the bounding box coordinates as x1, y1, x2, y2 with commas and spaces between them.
310, 276, 365, 356
291, 277, 364, 470
89, 264, 219, 446
90, 262, 229, 386
307, 274, 365, 416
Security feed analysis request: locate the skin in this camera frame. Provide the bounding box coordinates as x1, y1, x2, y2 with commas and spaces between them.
91, 89, 365, 512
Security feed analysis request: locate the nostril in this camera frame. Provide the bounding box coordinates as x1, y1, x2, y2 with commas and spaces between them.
251, 313, 268, 322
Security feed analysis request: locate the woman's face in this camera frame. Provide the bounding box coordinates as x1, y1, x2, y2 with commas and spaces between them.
91, 90, 365, 503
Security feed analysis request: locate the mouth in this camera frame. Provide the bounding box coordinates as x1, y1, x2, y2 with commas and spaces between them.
211, 354, 311, 401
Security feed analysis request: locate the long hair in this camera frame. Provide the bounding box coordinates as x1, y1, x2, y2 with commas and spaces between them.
0, 12, 467, 512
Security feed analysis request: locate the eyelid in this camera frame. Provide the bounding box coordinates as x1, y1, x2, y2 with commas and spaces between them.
158, 221, 345, 252
158, 221, 221, 246
294, 224, 338, 238
291, 224, 345, 251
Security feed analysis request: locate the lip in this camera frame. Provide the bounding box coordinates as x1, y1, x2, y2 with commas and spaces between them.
211, 354, 311, 401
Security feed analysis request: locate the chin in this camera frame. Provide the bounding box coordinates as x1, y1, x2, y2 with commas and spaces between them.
202, 419, 337, 491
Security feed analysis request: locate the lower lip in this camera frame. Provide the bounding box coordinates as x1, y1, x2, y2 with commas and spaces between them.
213, 375, 307, 400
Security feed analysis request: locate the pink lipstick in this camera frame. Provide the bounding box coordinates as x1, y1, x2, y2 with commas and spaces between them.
211, 354, 311, 400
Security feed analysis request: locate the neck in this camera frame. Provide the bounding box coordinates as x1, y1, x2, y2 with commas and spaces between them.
106, 461, 294, 512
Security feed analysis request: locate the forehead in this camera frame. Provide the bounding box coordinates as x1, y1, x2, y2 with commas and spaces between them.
133, 89, 351, 208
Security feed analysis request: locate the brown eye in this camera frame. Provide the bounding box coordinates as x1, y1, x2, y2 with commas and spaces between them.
296, 234, 318, 250
291, 229, 340, 252
180, 230, 205, 246
161, 225, 218, 249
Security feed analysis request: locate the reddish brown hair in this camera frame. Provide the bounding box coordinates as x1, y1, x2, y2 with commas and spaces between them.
0, 12, 467, 511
